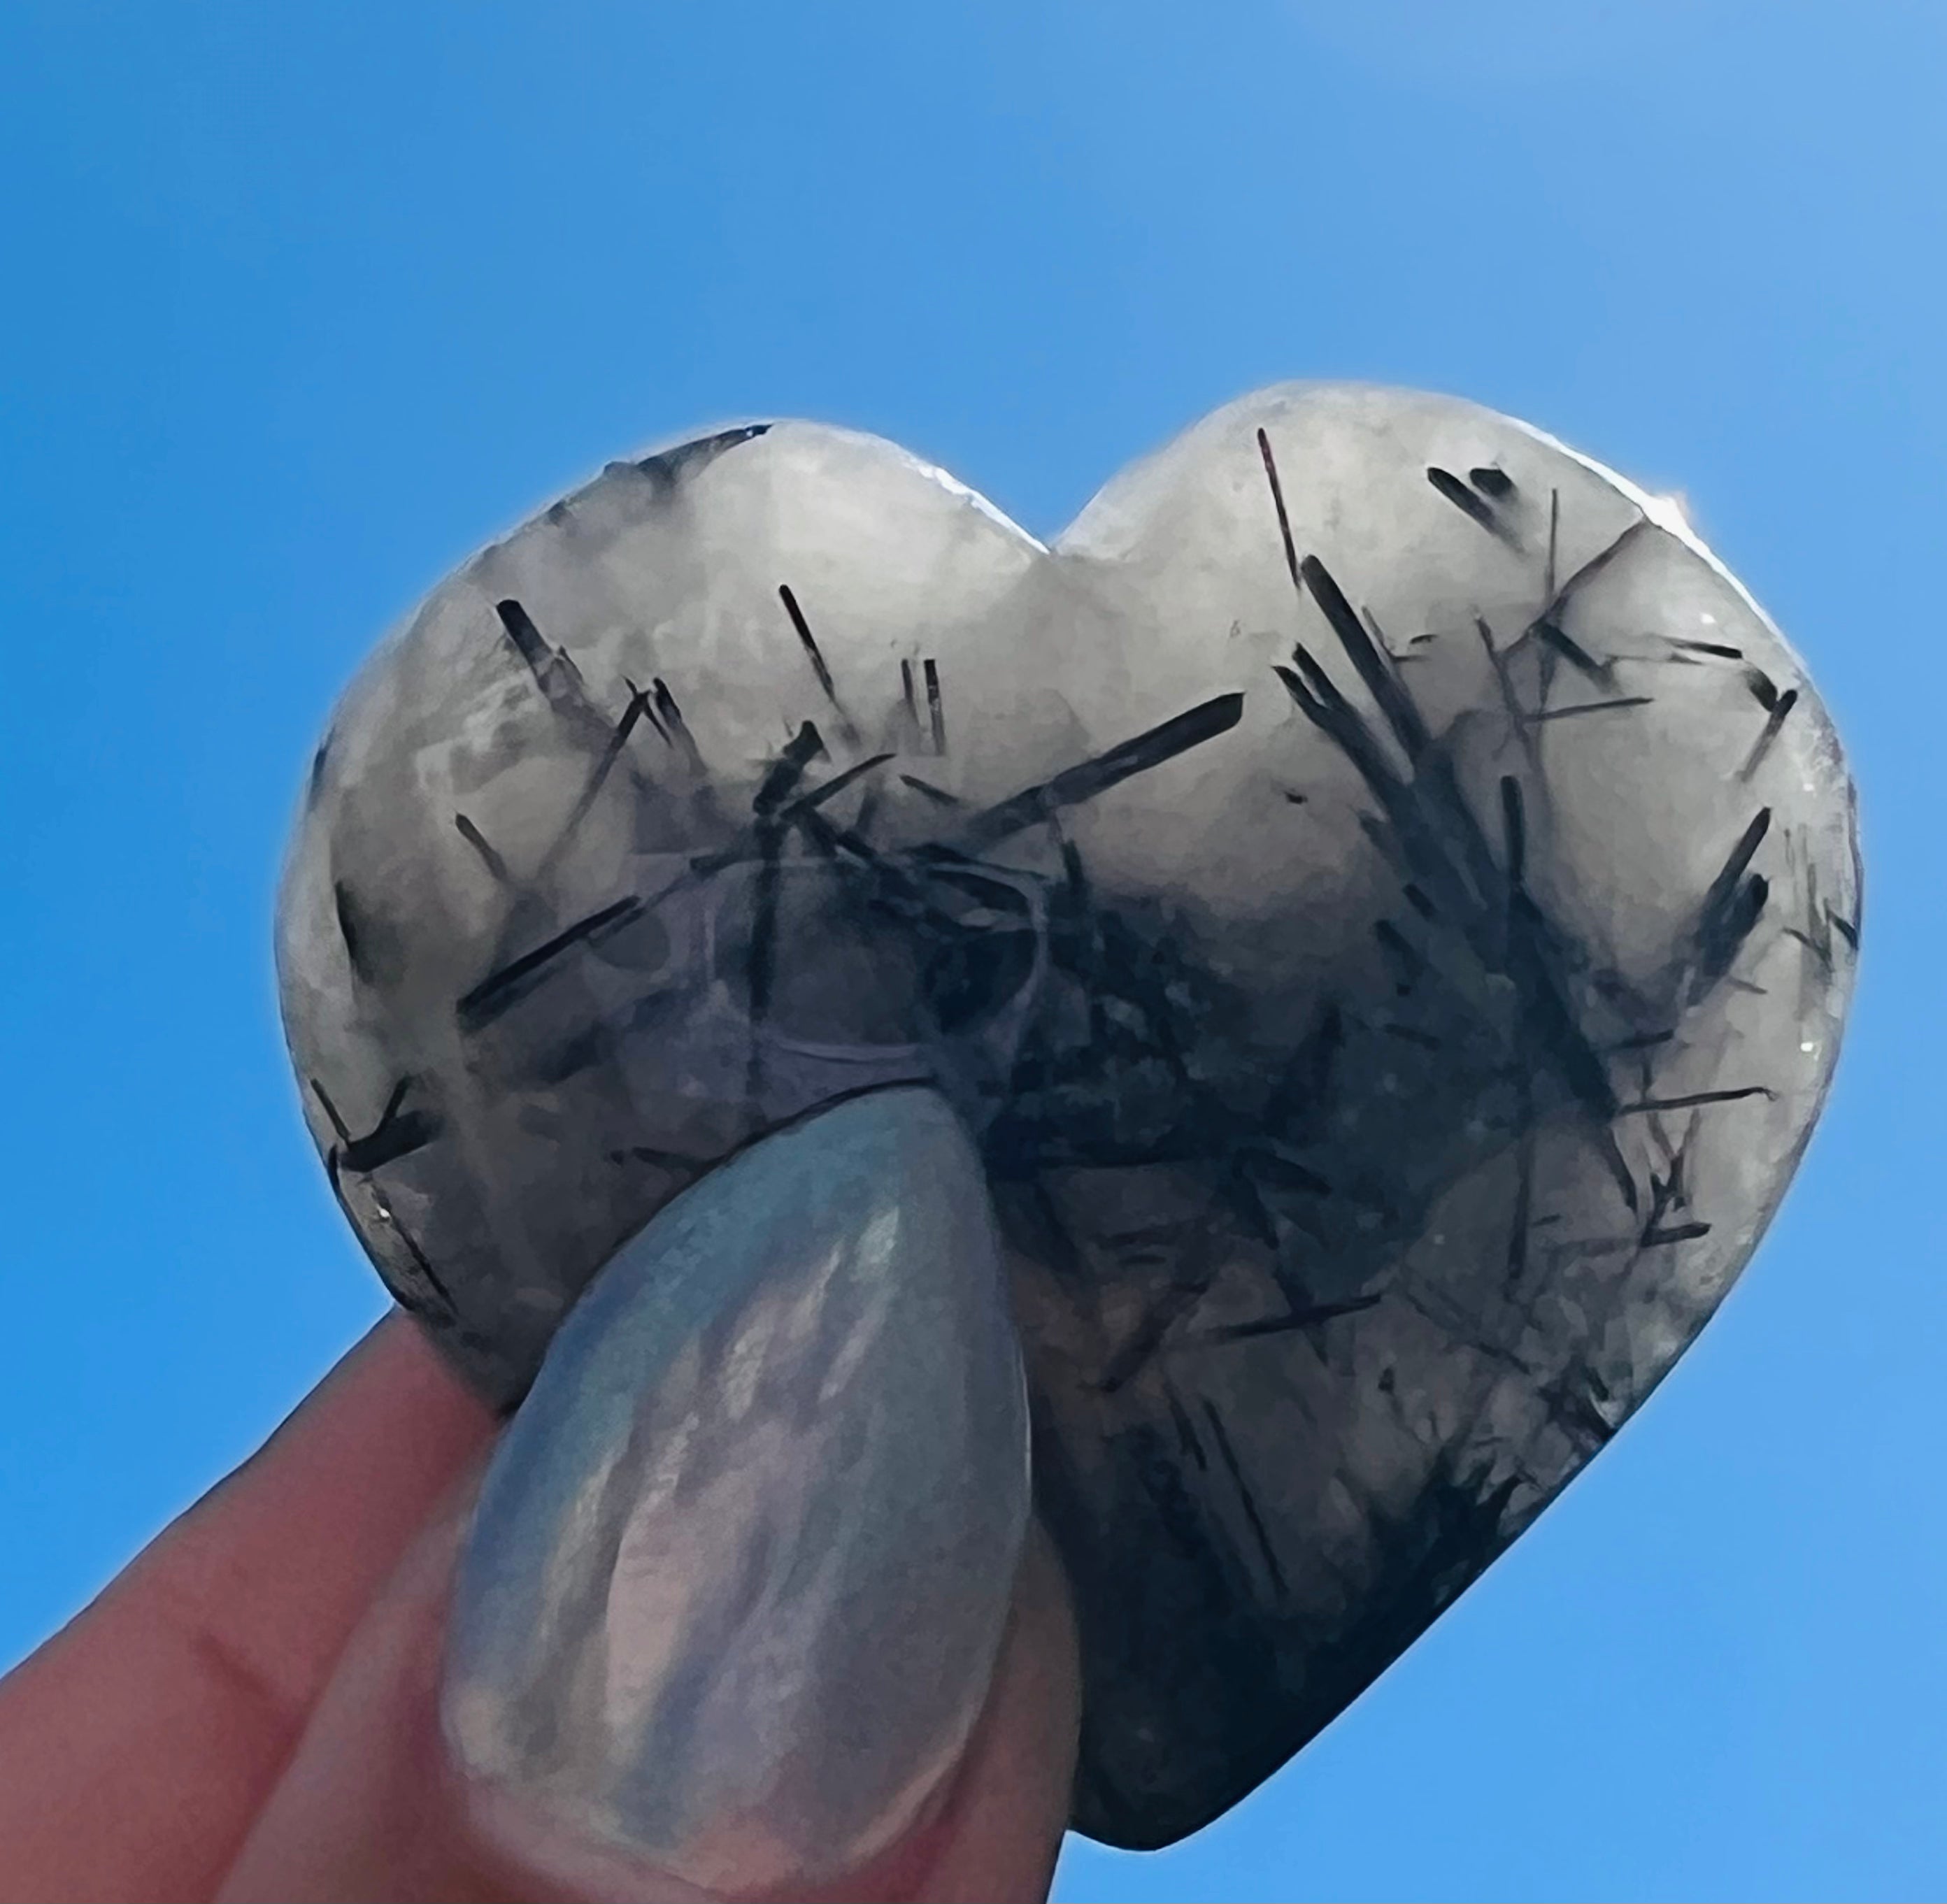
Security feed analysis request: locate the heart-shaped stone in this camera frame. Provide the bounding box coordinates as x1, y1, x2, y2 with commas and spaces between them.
278, 385, 1857, 1848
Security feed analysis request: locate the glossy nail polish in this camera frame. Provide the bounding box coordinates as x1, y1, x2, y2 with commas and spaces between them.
441, 1087, 1031, 1896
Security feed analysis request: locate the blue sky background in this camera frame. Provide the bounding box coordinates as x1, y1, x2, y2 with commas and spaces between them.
3, 3, 1942, 1898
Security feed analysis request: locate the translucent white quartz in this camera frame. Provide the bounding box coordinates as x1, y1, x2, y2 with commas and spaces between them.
278, 385, 1858, 1847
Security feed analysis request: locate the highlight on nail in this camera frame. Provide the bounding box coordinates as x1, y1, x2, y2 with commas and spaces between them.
441, 1086, 1032, 1897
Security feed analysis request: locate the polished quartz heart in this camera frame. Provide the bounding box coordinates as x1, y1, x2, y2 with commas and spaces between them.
278, 385, 1858, 1847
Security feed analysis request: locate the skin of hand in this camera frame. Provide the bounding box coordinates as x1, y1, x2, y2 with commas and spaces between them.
0, 1315, 1081, 1904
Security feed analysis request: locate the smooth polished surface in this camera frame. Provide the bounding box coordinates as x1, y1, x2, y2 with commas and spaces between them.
285, 384, 1857, 1844
442, 1087, 1030, 1898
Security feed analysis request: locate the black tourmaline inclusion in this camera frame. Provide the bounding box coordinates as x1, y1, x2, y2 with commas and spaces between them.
278, 385, 1858, 1849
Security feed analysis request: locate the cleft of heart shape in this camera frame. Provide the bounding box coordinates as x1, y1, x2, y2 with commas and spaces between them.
279, 382, 1859, 1847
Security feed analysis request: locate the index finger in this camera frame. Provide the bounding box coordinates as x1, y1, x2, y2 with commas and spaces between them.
0, 1312, 494, 1904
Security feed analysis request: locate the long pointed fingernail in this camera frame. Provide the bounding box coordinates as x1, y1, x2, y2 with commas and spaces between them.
440, 1087, 1031, 1898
